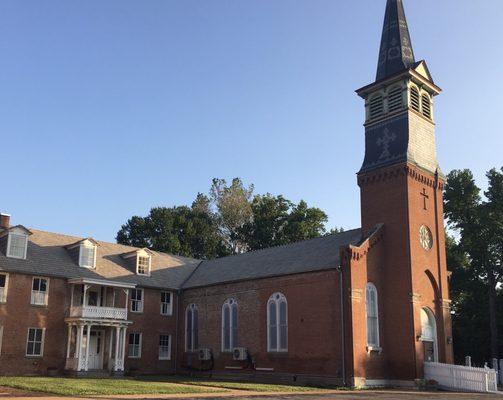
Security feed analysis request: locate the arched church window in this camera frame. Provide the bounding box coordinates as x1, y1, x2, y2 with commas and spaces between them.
410, 86, 421, 112
365, 283, 380, 348
185, 304, 199, 352
422, 93, 432, 119
369, 94, 384, 119
222, 298, 238, 352
267, 292, 288, 352
387, 86, 403, 113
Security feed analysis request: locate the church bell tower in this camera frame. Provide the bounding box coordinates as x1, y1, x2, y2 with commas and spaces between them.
355, 0, 453, 381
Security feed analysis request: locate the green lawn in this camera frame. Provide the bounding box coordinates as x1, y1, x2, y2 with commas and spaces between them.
0, 375, 330, 396
0, 376, 224, 396
145, 375, 330, 392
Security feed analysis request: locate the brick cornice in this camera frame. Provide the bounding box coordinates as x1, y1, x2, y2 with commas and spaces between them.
357, 163, 444, 190
341, 224, 385, 263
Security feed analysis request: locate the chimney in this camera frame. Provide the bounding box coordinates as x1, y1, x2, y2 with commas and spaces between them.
0, 213, 11, 229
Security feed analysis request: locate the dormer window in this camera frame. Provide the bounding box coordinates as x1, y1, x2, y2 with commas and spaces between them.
3, 226, 32, 260
7, 232, 28, 259
137, 255, 151, 276
79, 243, 97, 269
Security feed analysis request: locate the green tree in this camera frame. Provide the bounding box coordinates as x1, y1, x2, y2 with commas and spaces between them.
210, 178, 254, 253
116, 201, 227, 259
239, 195, 328, 250
445, 168, 503, 361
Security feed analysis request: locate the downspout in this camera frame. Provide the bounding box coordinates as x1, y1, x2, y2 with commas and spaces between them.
338, 264, 346, 387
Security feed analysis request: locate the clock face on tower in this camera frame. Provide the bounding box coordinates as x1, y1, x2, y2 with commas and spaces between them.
419, 225, 433, 250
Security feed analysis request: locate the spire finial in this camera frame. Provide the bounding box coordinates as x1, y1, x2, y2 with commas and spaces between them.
376, 0, 415, 81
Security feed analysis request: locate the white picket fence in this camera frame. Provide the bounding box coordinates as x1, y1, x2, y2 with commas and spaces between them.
424, 362, 499, 393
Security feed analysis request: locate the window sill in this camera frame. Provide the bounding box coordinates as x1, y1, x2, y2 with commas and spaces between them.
366, 346, 382, 354
130, 310, 143, 314
128, 356, 141, 359
25, 355, 43, 359
159, 357, 171, 361
30, 303, 48, 308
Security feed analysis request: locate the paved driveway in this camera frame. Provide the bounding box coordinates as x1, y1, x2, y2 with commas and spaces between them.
198, 391, 501, 400
1, 387, 502, 400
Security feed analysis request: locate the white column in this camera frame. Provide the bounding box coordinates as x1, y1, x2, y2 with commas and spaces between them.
114, 326, 120, 372
120, 327, 127, 370
108, 328, 114, 369
70, 285, 75, 309
66, 324, 72, 359
83, 284, 89, 307
76, 324, 84, 370
85, 324, 91, 371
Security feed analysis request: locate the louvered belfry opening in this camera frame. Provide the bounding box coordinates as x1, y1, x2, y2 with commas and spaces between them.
422, 94, 432, 119
369, 95, 384, 119
410, 86, 420, 112
387, 86, 403, 113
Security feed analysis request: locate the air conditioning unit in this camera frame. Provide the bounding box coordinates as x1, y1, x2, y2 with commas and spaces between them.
233, 347, 248, 361
199, 348, 212, 361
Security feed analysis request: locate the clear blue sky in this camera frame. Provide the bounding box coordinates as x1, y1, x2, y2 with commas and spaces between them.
1, 0, 502, 242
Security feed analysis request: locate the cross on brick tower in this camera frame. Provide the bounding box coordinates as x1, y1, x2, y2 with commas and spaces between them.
420, 188, 429, 210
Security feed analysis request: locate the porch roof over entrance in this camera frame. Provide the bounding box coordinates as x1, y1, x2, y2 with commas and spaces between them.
68, 277, 136, 289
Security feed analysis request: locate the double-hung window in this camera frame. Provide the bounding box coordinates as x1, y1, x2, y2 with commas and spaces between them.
79, 244, 96, 268
222, 298, 238, 352
131, 289, 144, 313
267, 293, 288, 352
128, 333, 142, 358
0, 273, 7, 303
159, 334, 171, 360
137, 256, 150, 276
366, 283, 380, 349
161, 292, 172, 316
7, 233, 28, 259
31, 277, 48, 306
26, 328, 44, 357
185, 304, 198, 352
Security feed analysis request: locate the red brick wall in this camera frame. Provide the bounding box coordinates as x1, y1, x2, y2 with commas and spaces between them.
126, 287, 178, 374
0, 273, 69, 375
355, 162, 453, 383
178, 270, 345, 384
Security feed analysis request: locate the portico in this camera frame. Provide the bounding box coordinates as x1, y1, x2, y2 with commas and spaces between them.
64, 278, 135, 374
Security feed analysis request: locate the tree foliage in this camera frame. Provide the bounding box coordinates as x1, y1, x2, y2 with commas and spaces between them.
117, 178, 333, 259
445, 168, 503, 362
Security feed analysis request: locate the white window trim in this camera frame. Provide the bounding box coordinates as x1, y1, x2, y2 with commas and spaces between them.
136, 254, 151, 276
31, 277, 49, 306
0, 273, 9, 303
0, 325, 3, 356
128, 332, 142, 359
365, 282, 380, 349
221, 298, 238, 352
160, 291, 173, 316
130, 288, 144, 313
185, 304, 198, 352
159, 334, 172, 360
78, 243, 97, 269
26, 327, 45, 357
6, 232, 28, 260
267, 292, 288, 353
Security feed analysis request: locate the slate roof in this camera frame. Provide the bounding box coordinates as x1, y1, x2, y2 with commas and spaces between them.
0, 227, 363, 290
0, 229, 199, 290
376, 0, 416, 81
182, 229, 363, 289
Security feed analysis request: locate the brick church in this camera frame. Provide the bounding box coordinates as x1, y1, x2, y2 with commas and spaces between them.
0, 0, 453, 387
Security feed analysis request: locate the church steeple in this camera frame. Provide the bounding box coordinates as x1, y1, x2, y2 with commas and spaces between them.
376, 0, 415, 81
